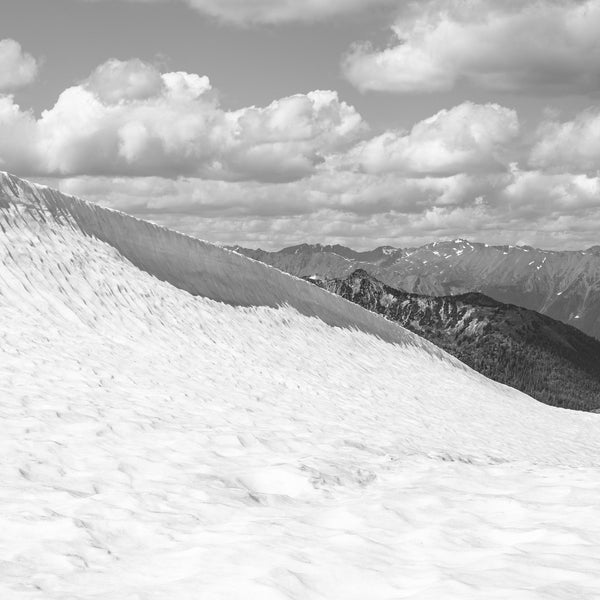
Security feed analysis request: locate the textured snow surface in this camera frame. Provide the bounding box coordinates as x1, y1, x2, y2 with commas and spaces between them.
1, 173, 600, 599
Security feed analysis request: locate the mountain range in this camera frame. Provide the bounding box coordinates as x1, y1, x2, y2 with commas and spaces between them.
233, 240, 600, 340
307, 269, 600, 412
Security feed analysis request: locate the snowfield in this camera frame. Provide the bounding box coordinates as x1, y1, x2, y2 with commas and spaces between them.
1, 172, 600, 599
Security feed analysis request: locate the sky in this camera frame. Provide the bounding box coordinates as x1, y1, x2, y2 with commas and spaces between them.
1, 0, 600, 250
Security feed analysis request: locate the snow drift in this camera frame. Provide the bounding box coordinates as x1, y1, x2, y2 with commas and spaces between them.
1, 172, 600, 599
0, 172, 440, 351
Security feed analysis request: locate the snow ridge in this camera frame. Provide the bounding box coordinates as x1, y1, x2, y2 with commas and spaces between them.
2, 172, 600, 599
0, 171, 443, 355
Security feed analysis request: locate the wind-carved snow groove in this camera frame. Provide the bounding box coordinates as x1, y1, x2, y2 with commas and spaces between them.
0, 171, 450, 357
2, 172, 600, 599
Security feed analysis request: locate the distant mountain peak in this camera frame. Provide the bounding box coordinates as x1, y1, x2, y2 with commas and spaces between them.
350, 268, 372, 278
234, 238, 600, 340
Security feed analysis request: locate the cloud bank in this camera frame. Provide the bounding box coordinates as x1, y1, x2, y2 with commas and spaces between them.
343, 0, 600, 94
2, 50, 599, 250
0, 59, 365, 181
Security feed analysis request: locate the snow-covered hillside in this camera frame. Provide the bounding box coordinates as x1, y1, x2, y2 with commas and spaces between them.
1, 172, 600, 599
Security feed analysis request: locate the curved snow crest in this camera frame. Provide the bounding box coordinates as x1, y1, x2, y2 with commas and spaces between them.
1, 170, 599, 455
0, 171, 449, 356
3, 172, 600, 598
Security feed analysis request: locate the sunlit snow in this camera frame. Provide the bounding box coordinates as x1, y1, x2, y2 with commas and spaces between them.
1, 173, 600, 599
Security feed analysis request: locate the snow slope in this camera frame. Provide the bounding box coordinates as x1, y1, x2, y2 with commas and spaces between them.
1, 172, 600, 599
310, 269, 600, 411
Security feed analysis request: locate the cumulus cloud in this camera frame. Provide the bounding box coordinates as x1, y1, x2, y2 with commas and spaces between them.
222, 91, 366, 182
85, 58, 165, 103
36, 62, 216, 177
0, 39, 39, 91
344, 102, 519, 176
343, 0, 600, 94
0, 59, 365, 181
0, 96, 38, 171
42, 102, 599, 250
3, 52, 599, 250
530, 110, 600, 172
